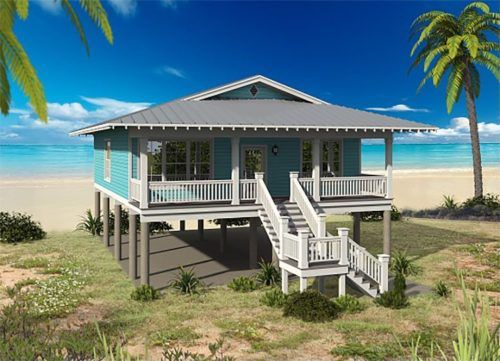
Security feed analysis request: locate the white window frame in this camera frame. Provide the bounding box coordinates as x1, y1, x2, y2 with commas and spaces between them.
104, 139, 111, 182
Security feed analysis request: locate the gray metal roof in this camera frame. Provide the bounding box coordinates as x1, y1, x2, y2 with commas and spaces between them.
71, 99, 436, 135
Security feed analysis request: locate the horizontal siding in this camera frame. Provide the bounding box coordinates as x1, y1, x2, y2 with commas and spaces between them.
94, 129, 129, 199
342, 138, 361, 176
213, 138, 232, 179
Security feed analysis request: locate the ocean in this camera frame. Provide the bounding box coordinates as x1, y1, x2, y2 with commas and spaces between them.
0, 143, 499, 178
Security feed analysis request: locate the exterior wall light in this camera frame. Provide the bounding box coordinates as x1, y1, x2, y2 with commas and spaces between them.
272, 145, 279, 156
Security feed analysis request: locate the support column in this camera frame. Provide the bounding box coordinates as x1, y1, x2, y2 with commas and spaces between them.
102, 196, 110, 246
299, 277, 308, 292
352, 213, 361, 245
114, 203, 122, 260
338, 275, 346, 296
198, 219, 204, 241
318, 277, 326, 293
140, 222, 150, 285
281, 269, 289, 294
139, 138, 149, 209
231, 137, 240, 205
383, 210, 391, 255
249, 218, 259, 268
128, 211, 137, 280
385, 135, 393, 199
220, 220, 227, 253
312, 138, 321, 202
94, 190, 101, 217
179, 220, 186, 231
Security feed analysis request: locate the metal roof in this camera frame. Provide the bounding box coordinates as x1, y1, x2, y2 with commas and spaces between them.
70, 99, 436, 136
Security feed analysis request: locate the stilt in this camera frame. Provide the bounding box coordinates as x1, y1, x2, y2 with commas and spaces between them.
114, 203, 121, 260
128, 211, 137, 280
249, 218, 259, 268
103, 196, 110, 246
220, 219, 227, 253
318, 276, 325, 293
352, 212, 361, 245
383, 210, 391, 255
281, 268, 288, 294
198, 219, 204, 241
338, 275, 346, 296
299, 277, 308, 292
179, 220, 186, 231
140, 222, 150, 285
94, 190, 101, 218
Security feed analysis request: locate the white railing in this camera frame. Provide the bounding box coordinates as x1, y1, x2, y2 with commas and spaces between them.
283, 233, 299, 260
240, 179, 257, 201
130, 178, 141, 202
309, 236, 341, 263
298, 178, 314, 197
348, 238, 382, 284
290, 173, 326, 238
320, 176, 387, 198
149, 179, 233, 204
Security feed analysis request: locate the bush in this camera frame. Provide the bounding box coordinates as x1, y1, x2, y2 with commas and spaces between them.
0, 212, 46, 243
374, 273, 409, 309
442, 195, 459, 209
433, 280, 451, 298
333, 295, 365, 314
260, 288, 288, 308
390, 251, 421, 277
131, 285, 160, 302
76, 209, 103, 235
211, 218, 249, 227
283, 290, 339, 322
228, 276, 257, 292
359, 205, 401, 222
170, 267, 202, 295
255, 261, 280, 287
462, 193, 500, 210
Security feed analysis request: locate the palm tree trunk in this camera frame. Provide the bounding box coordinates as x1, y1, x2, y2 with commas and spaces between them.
463, 66, 483, 198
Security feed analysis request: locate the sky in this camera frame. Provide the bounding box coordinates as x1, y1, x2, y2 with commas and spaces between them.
0, 0, 498, 144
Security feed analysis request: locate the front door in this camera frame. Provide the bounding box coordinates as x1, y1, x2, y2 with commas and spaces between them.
242, 146, 266, 179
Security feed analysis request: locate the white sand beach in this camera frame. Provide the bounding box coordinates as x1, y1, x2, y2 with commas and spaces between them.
1, 168, 499, 231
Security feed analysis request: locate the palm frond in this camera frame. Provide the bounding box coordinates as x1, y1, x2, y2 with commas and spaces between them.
14, 0, 28, 20
479, 41, 500, 52
432, 55, 453, 86
61, 0, 90, 55
462, 34, 480, 58
446, 63, 465, 113
411, 14, 459, 56
462, 2, 490, 15
0, 0, 16, 30
78, 0, 113, 45
447, 35, 464, 59
417, 71, 433, 93
0, 29, 47, 121
0, 49, 11, 115
423, 45, 448, 72
474, 53, 500, 80
410, 10, 446, 30
466, 13, 500, 34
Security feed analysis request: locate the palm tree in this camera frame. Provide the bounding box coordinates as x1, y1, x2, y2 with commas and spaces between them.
0, 0, 113, 122
410, 2, 499, 198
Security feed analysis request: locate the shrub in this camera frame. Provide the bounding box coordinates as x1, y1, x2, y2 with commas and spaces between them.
359, 206, 401, 222
211, 218, 249, 227
260, 288, 288, 308
162, 338, 234, 361
433, 280, 451, 298
228, 276, 257, 292
442, 195, 459, 209
170, 267, 202, 295
391, 251, 421, 278
131, 285, 160, 302
0, 212, 46, 243
283, 290, 339, 322
255, 260, 280, 287
150, 221, 173, 234
333, 295, 365, 314
374, 289, 409, 309
462, 193, 500, 210
76, 209, 103, 236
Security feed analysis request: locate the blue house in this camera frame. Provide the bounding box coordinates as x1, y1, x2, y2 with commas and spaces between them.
71, 75, 435, 296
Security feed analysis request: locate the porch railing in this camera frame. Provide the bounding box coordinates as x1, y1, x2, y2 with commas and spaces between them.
149, 179, 233, 204
309, 236, 341, 263
321, 176, 387, 198
130, 178, 141, 202
240, 179, 257, 201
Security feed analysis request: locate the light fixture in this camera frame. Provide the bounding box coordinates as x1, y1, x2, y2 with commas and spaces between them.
272, 145, 279, 156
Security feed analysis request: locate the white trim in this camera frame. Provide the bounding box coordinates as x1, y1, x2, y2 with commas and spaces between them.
181, 75, 328, 104
104, 139, 111, 182
241, 144, 267, 180
94, 183, 141, 214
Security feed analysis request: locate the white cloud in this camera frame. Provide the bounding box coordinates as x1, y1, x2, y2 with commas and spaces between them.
398, 117, 500, 144
160, 0, 179, 8
366, 104, 430, 113
80, 97, 152, 119
33, 0, 61, 14
156, 66, 186, 79
107, 0, 137, 16
47, 102, 89, 120
0, 131, 19, 140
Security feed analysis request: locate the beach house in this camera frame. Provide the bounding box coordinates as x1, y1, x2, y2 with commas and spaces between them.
70, 75, 436, 297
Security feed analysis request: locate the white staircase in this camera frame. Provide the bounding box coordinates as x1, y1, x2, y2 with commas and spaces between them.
255, 172, 389, 298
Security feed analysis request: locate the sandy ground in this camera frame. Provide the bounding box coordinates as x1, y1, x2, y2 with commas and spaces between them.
1, 168, 499, 231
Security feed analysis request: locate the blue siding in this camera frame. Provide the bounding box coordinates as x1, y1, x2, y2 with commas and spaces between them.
342, 139, 361, 176
208, 82, 301, 101
213, 138, 232, 179
94, 129, 129, 199
131, 138, 139, 179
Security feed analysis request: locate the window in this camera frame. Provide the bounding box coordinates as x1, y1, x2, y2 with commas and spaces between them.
147, 141, 163, 181
190, 141, 211, 180
104, 140, 111, 181
322, 141, 341, 176
165, 141, 187, 181
301, 140, 312, 177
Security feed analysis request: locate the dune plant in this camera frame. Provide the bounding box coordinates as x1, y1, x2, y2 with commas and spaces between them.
170, 267, 202, 295
434, 280, 451, 298
391, 251, 421, 278
228, 276, 257, 292
76, 209, 103, 236
260, 288, 288, 308
255, 260, 281, 287
130, 285, 159, 302
0, 211, 45, 243
442, 195, 459, 210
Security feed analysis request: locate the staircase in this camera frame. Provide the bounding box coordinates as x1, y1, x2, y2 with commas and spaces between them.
255, 173, 389, 298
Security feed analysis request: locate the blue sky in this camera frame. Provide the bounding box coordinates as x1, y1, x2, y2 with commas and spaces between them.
0, 0, 498, 144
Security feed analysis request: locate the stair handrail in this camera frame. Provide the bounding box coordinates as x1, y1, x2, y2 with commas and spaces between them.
289, 172, 326, 238
255, 173, 289, 258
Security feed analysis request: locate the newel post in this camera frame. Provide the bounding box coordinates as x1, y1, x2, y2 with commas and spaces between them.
289, 171, 299, 202
254, 172, 264, 203
338, 227, 349, 266
312, 138, 321, 202
139, 138, 149, 209
231, 137, 240, 205
318, 213, 327, 238
297, 230, 309, 269
279, 216, 289, 259
378, 254, 390, 293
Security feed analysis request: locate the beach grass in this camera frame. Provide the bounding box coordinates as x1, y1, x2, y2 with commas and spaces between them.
0, 218, 498, 359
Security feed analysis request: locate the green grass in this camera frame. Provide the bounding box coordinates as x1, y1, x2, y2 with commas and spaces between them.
0, 218, 498, 360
